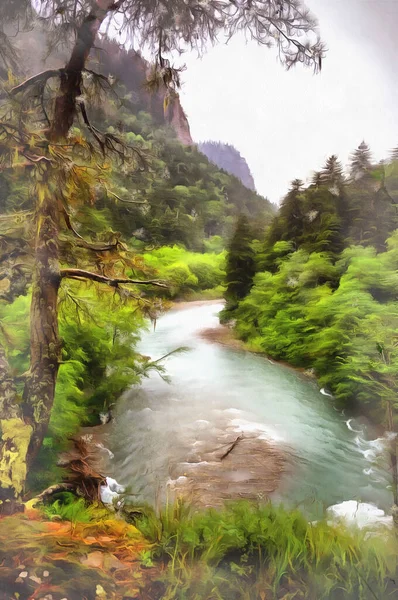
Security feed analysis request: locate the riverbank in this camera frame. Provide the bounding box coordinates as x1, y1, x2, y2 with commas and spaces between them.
171, 298, 225, 310
199, 321, 384, 438
199, 322, 316, 380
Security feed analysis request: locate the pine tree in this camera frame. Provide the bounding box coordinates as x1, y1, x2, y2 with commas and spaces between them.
349, 141, 373, 180
223, 215, 256, 314
311, 171, 322, 188
278, 179, 305, 248
390, 147, 398, 161
320, 155, 345, 192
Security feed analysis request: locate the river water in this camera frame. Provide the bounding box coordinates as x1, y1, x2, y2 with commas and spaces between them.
106, 302, 392, 518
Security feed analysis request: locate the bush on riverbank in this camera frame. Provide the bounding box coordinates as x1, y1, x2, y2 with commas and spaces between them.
233, 235, 398, 419
142, 245, 226, 299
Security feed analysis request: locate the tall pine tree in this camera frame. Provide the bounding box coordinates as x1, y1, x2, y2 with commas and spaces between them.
349, 141, 373, 181
223, 215, 256, 316
320, 155, 345, 193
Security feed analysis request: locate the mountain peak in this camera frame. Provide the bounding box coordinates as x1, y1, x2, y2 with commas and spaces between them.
198, 141, 256, 191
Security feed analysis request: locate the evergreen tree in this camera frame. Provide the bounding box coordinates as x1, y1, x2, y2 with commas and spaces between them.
320, 155, 345, 192
311, 171, 322, 188
349, 141, 373, 180
390, 146, 398, 161
278, 179, 305, 248
223, 215, 256, 314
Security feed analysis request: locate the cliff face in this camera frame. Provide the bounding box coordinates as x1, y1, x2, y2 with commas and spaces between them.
13, 34, 193, 146
94, 40, 193, 145
164, 90, 193, 146
198, 142, 256, 191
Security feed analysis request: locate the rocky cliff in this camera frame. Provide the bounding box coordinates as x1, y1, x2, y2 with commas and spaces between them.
93, 40, 193, 146
13, 33, 193, 147
198, 142, 256, 190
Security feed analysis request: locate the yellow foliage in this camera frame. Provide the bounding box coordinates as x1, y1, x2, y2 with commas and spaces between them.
0, 418, 33, 495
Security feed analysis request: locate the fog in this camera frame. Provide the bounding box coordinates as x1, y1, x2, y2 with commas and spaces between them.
176, 0, 398, 202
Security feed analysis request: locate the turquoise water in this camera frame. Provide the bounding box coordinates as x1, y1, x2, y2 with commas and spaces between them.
107, 302, 392, 516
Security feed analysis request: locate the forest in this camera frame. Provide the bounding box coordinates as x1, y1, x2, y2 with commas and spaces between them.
0, 1, 397, 600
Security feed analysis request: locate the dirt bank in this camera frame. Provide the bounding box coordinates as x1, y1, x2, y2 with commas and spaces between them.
199, 325, 247, 351
171, 298, 224, 310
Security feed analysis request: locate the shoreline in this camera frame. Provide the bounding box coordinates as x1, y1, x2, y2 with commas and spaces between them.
199, 321, 383, 438
199, 323, 316, 381
171, 298, 225, 310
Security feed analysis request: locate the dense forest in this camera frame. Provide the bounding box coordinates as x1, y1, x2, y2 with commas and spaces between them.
223, 144, 398, 501
0, 2, 398, 600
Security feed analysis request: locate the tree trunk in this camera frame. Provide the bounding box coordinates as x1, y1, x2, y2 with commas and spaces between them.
0, 345, 32, 514
387, 399, 398, 523
20, 0, 122, 483
0, 0, 123, 514
48, 0, 121, 141
23, 177, 61, 467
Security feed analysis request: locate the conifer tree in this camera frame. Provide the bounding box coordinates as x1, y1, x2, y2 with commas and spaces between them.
311, 171, 322, 188
349, 141, 373, 180
223, 215, 256, 314
320, 155, 345, 192
278, 179, 305, 248
390, 147, 398, 161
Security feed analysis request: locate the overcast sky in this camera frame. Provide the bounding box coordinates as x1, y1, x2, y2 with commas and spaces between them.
174, 0, 398, 203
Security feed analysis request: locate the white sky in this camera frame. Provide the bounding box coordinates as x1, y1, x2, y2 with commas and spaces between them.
174, 0, 398, 203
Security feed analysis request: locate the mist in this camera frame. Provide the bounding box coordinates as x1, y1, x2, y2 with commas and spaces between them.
177, 0, 398, 202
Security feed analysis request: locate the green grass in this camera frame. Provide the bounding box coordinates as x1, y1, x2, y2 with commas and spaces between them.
129, 500, 398, 600
42, 492, 110, 524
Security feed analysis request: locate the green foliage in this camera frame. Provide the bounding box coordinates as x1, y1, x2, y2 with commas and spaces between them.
0, 283, 154, 490
235, 236, 398, 419
222, 215, 256, 317
42, 492, 110, 524
131, 500, 398, 599
142, 245, 226, 299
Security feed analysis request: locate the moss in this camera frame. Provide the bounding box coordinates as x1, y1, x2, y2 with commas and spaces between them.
0, 418, 32, 495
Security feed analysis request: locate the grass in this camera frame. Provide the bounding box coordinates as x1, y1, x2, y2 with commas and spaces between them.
41, 492, 110, 524
10, 494, 396, 599
129, 499, 398, 599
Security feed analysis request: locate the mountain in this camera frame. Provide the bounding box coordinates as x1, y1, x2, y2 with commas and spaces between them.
198, 142, 256, 191
92, 40, 194, 147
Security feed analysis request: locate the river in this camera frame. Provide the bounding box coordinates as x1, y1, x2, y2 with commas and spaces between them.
105, 302, 392, 518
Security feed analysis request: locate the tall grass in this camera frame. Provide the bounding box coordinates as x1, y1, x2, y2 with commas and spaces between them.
132, 500, 397, 599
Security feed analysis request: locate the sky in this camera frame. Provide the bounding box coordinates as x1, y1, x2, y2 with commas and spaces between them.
173, 0, 398, 203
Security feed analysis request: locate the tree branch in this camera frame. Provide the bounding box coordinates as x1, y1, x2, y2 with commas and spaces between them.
60, 268, 167, 288
61, 205, 122, 252
10, 69, 63, 95
106, 189, 147, 205
47, 0, 128, 141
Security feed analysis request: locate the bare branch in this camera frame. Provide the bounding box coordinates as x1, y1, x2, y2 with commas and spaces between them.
61, 206, 122, 252
60, 268, 167, 288
106, 189, 147, 205
10, 69, 63, 95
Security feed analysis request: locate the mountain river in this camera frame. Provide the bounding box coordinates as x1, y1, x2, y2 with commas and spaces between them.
105, 302, 393, 520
